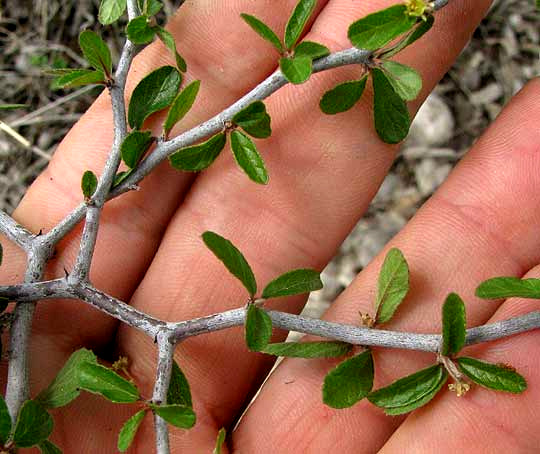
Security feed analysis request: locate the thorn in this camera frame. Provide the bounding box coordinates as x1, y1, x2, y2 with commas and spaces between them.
63, 267, 70, 279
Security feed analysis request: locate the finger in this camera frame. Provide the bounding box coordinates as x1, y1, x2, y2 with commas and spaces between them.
233, 78, 540, 452
117, 0, 493, 450
1, 0, 328, 381
379, 264, 540, 454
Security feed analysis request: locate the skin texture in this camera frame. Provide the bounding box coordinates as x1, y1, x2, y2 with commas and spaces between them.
2, 0, 540, 452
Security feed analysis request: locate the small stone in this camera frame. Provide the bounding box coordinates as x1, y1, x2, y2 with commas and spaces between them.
414, 158, 452, 196
407, 94, 455, 147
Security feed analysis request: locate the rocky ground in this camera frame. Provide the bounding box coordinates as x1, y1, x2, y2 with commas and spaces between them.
1, 1, 539, 315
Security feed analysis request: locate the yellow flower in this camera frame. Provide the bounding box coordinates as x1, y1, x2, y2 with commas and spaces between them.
404, 0, 431, 20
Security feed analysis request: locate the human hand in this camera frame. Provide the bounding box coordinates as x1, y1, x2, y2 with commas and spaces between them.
4, 0, 540, 452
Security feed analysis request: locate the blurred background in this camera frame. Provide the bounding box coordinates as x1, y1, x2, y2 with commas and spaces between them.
0, 0, 539, 312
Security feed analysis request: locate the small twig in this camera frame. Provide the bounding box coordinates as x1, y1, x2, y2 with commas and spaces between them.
0, 211, 34, 252
0, 120, 51, 161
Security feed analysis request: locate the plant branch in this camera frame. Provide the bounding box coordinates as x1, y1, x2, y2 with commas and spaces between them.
152, 333, 175, 454
70, 1, 138, 282
0, 211, 34, 253
1, 279, 539, 354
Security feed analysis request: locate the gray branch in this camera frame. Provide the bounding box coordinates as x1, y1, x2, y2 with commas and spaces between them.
1, 279, 538, 354
152, 333, 175, 454
0, 211, 34, 253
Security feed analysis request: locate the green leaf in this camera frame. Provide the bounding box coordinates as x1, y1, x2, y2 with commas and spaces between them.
167, 361, 192, 408
38, 440, 63, 454
232, 101, 271, 139
120, 130, 153, 169
126, 15, 156, 44
380, 61, 422, 101
0, 395, 11, 445
295, 41, 330, 60
163, 80, 200, 137
348, 5, 416, 51
280, 55, 312, 85
202, 231, 257, 296
457, 357, 527, 394
379, 15, 434, 58
245, 304, 273, 351
262, 269, 322, 299
99, 0, 127, 25
36, 348, 97, 409
13, 400, 53, 448
476, 277, 540, 299
213, 428, 226, 454
368, 364, 447, 415
284, 0, 317, 50
169, 133, 227, 172
156, 28, 187, 72
79, 30, 112, 76
230, 131, 269, 185
128, 65, 182, 129
0, 297, 8, 312
372, 68, 411, 144
441, 293, 466, 356
77, 361, 139, 403
262, 341, 351, 358
118, 410, 146, 452
52, 69, 106, 89
240, 14, 283, 53
139, 0, 162, 16
81, 170, 98, 199
151, 404, 196, 429
113, 169, 133, 187
320, 78, 367, 115
323, 350, 374, 409
0, 104, 28, 110
375, 248, 409, 324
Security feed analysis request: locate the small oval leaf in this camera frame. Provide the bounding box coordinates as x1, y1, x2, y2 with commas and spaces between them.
457, 357, 527, 393
348, 5, 416, 51
120, 130, 153, 169
232, 101, 271, 139
202, 231, 257, 296
156, 28, 187, 72
128, 65, 182, 130
262, 269, 322, 299
284, 0, 317, 50
169, 133, 227, 172
230, 131, 269, 185
245, 304, 273, 351
368, 364, 447, 415
441, 293, 466, 356
151, 404, 196, 429
167, 361, 192, 408
37, 348, 97, 409
118, 410, 147, 452
127, 15, 156, 44
323, 350, 374, 409
52, 69, 106, 90
81, 170, 98, 199
294, 41, 330, 60
163, 80, 201, 137
77, 361, 139, 403
262, 341, 351, 358
379, 15, 434, 59
375, 248, 409, 324
79, 30, 112, 75
372, 68, 411, 144
476, 277, 540, 299
240, 14, 283, 53
13, 400, 53, 448
99, 0, 127, 25
280, 55, 312, 85
380, 61, 422, 101
320, 77, 367, 115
